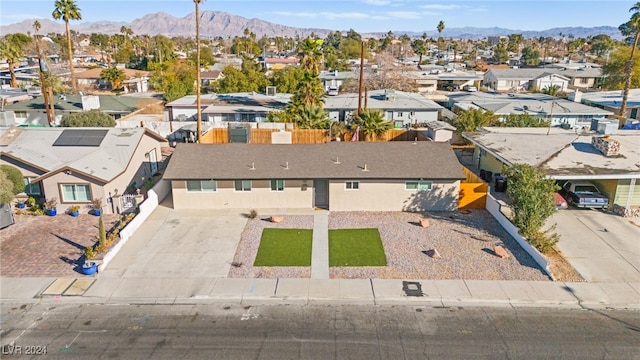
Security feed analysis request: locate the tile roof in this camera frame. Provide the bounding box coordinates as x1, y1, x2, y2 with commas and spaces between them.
163, 142, 465, 181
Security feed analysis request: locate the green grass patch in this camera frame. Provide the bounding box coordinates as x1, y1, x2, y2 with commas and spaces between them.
329, 228, 387, 266
253, 228, 313, 266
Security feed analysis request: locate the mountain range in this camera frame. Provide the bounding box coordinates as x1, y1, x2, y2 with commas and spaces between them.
0, 11, 622, 40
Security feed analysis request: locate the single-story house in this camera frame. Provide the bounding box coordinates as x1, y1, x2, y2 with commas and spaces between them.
462, 127, 640, 212
2, 94, 147, 126
448, 92, 613, 129
405, 69, 483, 93
0, 126, 167, 214
163, 142, 465, 212
200, 70, 224, 86
165, 92, 291, 123
324, 89, 442, 127
318, 70, 356, 91
263, 57, 299, 70
483, 67, 603, 92
580, 89, 640, 121
75, 68, 151, 93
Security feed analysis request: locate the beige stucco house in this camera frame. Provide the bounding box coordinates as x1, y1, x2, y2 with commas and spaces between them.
0, 127, 167, 214
163, 142, 466, 212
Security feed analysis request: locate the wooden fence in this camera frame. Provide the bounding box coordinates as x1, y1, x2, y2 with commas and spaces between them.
199, 128, 430, 144
458, 166, 488, 210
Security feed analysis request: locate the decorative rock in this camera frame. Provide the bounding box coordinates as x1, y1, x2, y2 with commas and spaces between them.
428, 248, 442, 259
270, 216, 284, 223
419, 218, 430, 228
494, 245, 510, 259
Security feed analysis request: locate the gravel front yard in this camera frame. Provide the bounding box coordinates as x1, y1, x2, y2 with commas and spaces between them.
228, 210, 550, 281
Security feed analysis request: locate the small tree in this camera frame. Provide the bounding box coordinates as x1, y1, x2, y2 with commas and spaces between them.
503, 163, 559, 253
453, 108, 498, 134
61, 109, 116, 127
100, 67, 126, 90
0, 172, 15, 204
0, 165, 25, 196
351, 109, 393, 141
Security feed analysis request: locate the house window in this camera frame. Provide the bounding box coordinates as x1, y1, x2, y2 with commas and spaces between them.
398, 112, 404, 117
23, 177, 41, 195
271, 179, 284, 192
186, 180, 216, 192
61, 184, 91, 202
14, 111, 27, 119
579, 78, 588, 84
235, 180, 252, 191
406, 181, 432, 191
345, 181, 359, 190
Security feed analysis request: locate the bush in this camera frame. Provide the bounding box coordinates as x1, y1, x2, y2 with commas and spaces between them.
249, 209, 258, 219
61, 109, 116, 127
0, 165, 25, 195
526, 229, 559, 254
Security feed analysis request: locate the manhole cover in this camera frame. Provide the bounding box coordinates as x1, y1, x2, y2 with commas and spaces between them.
402, 281, 424, 297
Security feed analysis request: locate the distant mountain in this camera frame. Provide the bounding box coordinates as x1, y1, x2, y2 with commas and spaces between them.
0, 11, 622, 40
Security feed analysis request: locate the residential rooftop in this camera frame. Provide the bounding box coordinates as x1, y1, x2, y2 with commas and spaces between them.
581, 89, 640, 109
324, 89, 442, 111
163, 142, 465, 181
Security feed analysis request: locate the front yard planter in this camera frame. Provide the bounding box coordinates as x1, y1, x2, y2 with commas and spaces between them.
17, 202, 26, 209
93, 209, 101, 216
70, 211, 79, 217
45, 208, 57, 216
82, 262, 98, 275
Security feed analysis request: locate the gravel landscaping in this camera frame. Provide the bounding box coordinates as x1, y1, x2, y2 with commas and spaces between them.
228, 210, 550, 281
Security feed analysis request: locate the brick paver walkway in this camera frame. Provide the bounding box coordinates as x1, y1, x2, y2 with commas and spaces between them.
0, 213, 118, 277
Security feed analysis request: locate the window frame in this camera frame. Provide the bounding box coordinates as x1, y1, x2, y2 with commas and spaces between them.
23, 177, 41, 195
405, 181, 433, 191
345, 181, 360, 190
234, 180, 252, 192
59, 183, 92, 203
186, 179, 217, 192
270, 179, 285, 192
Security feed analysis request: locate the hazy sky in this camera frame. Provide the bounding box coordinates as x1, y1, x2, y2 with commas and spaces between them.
0, 0, 633, 33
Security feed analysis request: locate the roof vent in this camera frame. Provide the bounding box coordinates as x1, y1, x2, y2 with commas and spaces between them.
362, 163, 369, 172
249, 162, 256, 170
333, 156, 341, 164
284, 161, 290, 170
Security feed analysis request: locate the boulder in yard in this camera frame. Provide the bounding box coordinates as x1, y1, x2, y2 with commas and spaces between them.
494, 245, 510, 259
270, 216, 284, 223
419, 218, 430, 228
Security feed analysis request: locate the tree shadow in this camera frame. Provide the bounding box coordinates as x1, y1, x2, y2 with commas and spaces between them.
52, 233, 86, 251
402, 186, 459, 212
481, 248, 497, 257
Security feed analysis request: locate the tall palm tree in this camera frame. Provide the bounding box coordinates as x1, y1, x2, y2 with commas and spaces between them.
619, 2, 640, 119
352, 109, 393, 141
298, 38, 323, 75
0, 36, 23, 87
52, 0, 81, 93
194, 0, 205, 142
437, 20, 445, 64
296, 104, 330, 129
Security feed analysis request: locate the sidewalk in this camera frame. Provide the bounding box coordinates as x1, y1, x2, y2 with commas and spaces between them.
2, 276, 638, 310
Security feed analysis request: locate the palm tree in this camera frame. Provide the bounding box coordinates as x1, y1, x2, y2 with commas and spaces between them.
52, 0, 82, 93
0, 36, 23, 87
32, 20, 55, 125
298, 38, 323, 75
352, 109, 393, 141
619, 2, 640, 119
292, 72, 325, 107
296, 104, 330, 129
437, 20, 445, 64
411, 39, 427, 65
194, 0, 205, 142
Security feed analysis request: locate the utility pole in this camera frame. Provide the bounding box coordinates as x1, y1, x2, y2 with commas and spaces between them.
357, 41, 365, 116
194, 0, 205, 143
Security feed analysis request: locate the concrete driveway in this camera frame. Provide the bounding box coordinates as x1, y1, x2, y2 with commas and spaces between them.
100, 204, 248, 279
548, 209, 640, 283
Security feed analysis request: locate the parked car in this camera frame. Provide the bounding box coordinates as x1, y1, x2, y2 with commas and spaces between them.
559, 181, 609, 209
463, 85, 478, 92
327, 87, 339, 96
554, 192, 568, 210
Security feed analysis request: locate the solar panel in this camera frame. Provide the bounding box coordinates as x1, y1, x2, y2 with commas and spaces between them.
53, 129, 109, 147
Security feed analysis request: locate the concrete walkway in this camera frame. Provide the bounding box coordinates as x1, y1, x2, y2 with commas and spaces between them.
311, 211, 329, 279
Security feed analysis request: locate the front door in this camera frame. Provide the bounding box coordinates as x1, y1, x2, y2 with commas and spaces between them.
314, 179, 329, 209
148, 149, 158, 175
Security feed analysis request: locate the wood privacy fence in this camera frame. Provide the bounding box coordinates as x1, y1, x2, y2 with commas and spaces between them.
458, 166, 488, 210
200, 128, 430, 144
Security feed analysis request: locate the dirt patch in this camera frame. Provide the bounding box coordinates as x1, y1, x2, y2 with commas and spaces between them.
547, 248, 584, 282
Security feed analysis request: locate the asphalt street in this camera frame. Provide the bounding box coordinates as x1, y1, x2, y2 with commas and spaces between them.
1, 303, 638, 359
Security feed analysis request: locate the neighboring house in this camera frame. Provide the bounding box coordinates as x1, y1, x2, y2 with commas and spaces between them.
263, 57, 299, 70
78, 38, 91, 48
200, 70, 224, 86
448, 92, 613, 129
75, 68, 151, 93
0, 126, 167, 214
165, 92, 291, 124
580, 89, 640, 121
324, 89, 442, 127
3, 94, 146, 126
319, 70, 356, 91
163, 142, 465, 212
530, 73, 570, 92
483, 67, 602, 92
424, 121, 456, 142
405, 69, 482, 94
0, 87, 32, 106
462, 127, 640, 211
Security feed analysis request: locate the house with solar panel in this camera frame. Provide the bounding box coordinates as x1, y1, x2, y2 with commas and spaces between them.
0, 127, 167, 214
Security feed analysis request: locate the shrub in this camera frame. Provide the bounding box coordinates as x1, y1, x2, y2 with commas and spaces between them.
61, 109, 116, 127
526, 229, 559, 254
69, 205, 80, 213
249, 209, 258, 219
84, 246, 97, 260
44, 197, 57, 210
98, 215, 106, 244
0, 165, 24, 195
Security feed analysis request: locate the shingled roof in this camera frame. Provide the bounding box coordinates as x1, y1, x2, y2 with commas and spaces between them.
163, 142, 465, 181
